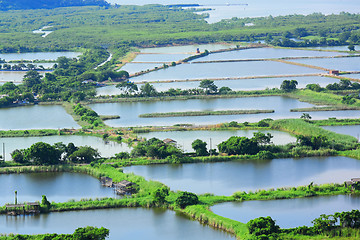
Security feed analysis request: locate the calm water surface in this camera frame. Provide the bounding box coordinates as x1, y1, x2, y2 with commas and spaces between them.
0, 172, 116, 205
306, 46, 359, 51
212, 195, 360, 228
345, 73, 360, 79
0, 135, 130, 160
0, 71, 45, 83
290, 57, 360, 72
138, 130, 296, 152
0, 52, 81, 61
133, 53, 191, 63
120, 63, 162, 75
140, 43, 237, 54
191, 48, 345, 62
130, 61, 324, 82
123, 156, 360, 195
89, 96, 360, 127
322, 125, 360, 139
0, 105, 79, 130
96, 76, 338, 96
0, 208, 234, 239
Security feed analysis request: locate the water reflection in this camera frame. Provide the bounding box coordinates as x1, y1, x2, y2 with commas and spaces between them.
124, 156, 360, 195
212, 195, 360, 228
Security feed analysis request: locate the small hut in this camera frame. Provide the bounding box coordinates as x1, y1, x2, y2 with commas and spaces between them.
5, 202, 40, 215
329, 70, 339, 75
100, 177, 113, 187
163, 138, 177, 145
114, 180, 136, 195
25, 202, 40, 214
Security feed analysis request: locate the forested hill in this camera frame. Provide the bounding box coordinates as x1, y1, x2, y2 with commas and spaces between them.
0, 0, 109, 10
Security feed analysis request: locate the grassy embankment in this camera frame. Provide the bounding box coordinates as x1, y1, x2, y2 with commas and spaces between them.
0, 129, 59, 138
288, 89, 360, 108
270, 119, 357, 148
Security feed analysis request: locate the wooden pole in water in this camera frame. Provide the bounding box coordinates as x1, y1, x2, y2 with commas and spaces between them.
3, 143, 5, 161
15, 191, 17, 205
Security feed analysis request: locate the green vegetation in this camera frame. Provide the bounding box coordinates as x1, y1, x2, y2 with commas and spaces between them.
0, 129, 59, 138
175, 191, 199, 209
270, 119, 358, 150
72, 103, 104, 127
0, 8, 360, 52
10, 142, 100, 164
247, 216, 280, 239
139, 109, 274, 118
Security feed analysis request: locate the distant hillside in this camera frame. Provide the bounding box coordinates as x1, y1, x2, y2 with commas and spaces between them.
0, 0, 109, 10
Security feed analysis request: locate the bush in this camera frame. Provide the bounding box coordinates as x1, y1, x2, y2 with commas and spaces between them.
247, 216, 280, 239
175, 191, 199, 209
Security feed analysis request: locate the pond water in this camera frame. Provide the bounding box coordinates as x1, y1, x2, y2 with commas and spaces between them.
138, 130, 296, 152
0, 135, 130, 161
290, 57, 360, 72
0, 172, 116, 205
305, 46, 359, 51
322, 125, 360, 139
96, 75, 338, 96
0, 208, 234, 240
123, 156, 360, 195
120, 63, 163, 75
140, 43, 237, 54
0, 71, 41, 83
132, 53, 191, 63
0, 52, 81, 61
106, 0, 360, 23
0, 105, 79, 130
345, 73, 360, 79
89, 96, 360, 127
130, 61, 324, 82
211, 195, 360, 228
191, 48, 345, 62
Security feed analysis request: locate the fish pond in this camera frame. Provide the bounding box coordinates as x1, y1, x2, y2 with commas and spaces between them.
140, 43, 237, 54
211, 195, 360, 228
132, 53, 191, 63
290, 57, 360, 72
322, 125, 360, 139
190, 48, 345, 62
0, 105, 79, 130
0, 172, 116, 205
0, 208, 234, 239
123, 156, 360, 195
129, 61, 324, 82
96, 75, 338, 96
89, 96, 360, 127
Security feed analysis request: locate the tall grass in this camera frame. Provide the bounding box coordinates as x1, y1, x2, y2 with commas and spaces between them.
270, 119, 358, 149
